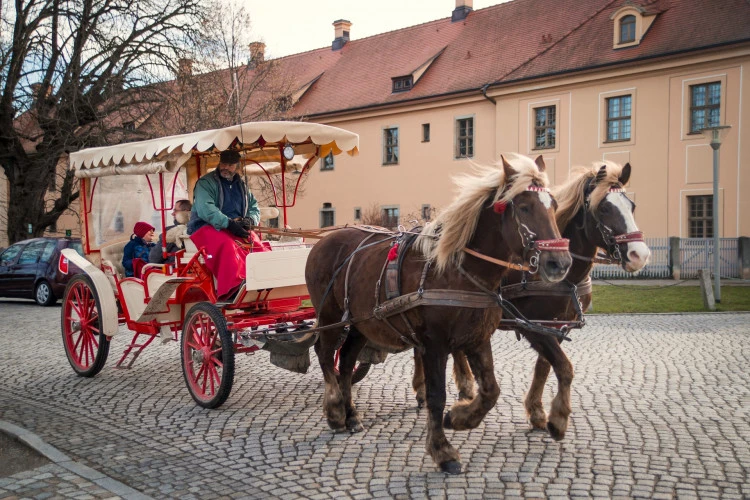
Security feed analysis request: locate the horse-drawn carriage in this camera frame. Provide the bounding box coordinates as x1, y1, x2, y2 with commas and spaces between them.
60, 121, 359, 409
61, 119, 649, 474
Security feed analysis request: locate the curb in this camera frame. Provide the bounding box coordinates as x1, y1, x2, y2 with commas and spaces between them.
0, 420, 153, 500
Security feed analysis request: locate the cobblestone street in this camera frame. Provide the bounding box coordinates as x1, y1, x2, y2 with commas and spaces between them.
1, 300, 749, 499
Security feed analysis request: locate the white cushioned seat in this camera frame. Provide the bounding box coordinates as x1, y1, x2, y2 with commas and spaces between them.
99, 239, 129, 290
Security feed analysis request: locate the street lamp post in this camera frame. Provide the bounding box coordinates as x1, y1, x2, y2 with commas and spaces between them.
700, 125, 731, 303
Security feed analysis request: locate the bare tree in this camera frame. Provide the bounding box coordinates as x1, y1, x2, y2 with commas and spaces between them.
147, 0, 297, 135
360, 203, 388, 227
0, 0, 205, 244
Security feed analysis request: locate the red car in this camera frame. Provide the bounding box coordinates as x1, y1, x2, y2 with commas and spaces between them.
0, 237, 83, 306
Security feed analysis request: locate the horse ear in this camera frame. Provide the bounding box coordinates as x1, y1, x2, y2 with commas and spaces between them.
595, 165, 607, 184
619, 163, 631, 186
534, 155, 546, 172
501, 155, 516, 183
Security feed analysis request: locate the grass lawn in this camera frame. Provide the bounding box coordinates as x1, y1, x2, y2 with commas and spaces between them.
590, 284, 750, 314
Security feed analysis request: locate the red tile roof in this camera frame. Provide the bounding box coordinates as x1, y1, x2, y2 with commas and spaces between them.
273, 0, 750, 117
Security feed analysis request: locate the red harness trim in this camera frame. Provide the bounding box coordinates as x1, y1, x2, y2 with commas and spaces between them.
614, 231, 644, 244
534, 239, 570, 252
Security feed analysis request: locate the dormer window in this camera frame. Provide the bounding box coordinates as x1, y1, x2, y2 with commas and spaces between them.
619, 15, 635, 43
392, 76, 413, 93
611, 6, 656, 49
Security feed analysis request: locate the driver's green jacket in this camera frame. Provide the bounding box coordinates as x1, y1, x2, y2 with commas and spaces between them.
187, 169, 260, 234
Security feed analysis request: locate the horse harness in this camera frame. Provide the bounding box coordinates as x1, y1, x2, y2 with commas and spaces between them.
319, 190, 579, 352
575, 179, 644, 266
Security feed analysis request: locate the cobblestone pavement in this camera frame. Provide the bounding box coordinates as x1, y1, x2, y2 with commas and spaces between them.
1, 300, 749, 499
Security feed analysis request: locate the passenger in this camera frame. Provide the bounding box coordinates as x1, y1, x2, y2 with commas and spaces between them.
123, 221, 156, 278
149, 199, 192, 264
187, 149, 268, 301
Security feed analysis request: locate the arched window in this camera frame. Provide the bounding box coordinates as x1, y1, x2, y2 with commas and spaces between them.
620, 15, 636, 43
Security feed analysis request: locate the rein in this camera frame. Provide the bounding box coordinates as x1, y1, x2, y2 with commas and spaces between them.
463, 237, 570, 272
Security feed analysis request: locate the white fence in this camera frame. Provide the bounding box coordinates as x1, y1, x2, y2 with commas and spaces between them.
679, 238, 740, 279
591, 237, 670, 279
590, 237, 742, 279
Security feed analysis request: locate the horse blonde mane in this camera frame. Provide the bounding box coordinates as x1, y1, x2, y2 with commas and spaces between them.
553, 160, 626, 230
416, 154, 550, 274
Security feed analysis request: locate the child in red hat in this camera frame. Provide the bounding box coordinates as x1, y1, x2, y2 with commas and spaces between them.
123, 221, 155, 277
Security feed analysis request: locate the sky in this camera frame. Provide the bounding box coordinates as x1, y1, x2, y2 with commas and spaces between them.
240, 0, 510, 59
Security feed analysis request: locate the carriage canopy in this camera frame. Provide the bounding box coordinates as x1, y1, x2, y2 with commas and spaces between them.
69, 121, 360, 178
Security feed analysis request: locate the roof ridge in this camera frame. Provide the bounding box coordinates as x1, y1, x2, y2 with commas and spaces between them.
271, 1, 522, 60
489, 0, 622, 86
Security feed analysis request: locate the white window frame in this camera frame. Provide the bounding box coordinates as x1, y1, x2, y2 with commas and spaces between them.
599, 88, 636, 147
454, 115, 475, 159
382, 126, 399, 165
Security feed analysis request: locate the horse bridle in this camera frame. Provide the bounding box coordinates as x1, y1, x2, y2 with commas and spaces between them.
582, 183, 644, 265
464, 185, 569, 274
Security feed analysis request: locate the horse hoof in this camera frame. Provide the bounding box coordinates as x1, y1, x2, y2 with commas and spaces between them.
443, 412, 453, 429
416, 396, 425, 410
440, 460, 462, 475
327, 420, 347, 433
347, 420, 364, 433
547, 421, 565, 441
528, 417, 548, 430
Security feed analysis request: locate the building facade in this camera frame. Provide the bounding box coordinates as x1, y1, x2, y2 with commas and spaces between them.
281, 0, 750, 240
5, 0, 748, 247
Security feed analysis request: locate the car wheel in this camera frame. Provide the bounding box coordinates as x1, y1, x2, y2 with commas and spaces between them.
35, 280, 56, 306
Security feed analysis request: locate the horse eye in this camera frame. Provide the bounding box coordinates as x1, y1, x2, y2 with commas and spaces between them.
518, 204, 531, 214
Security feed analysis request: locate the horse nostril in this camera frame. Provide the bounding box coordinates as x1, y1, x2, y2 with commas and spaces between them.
628, 250, 641, 263
546, 260, 566, 275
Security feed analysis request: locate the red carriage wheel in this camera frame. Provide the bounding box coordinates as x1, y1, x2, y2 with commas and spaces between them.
61, 275, 110, 377
181, 303, 235, 409
334, 348, 371, 385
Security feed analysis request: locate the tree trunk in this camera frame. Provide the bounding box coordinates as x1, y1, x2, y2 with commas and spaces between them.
3, 154, 76, 244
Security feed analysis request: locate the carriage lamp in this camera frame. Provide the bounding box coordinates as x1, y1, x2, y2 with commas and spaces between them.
699, 125, 731, 303
282, 143, 295, 161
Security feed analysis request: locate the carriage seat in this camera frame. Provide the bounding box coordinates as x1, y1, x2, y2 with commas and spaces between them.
99, 239, 129, 288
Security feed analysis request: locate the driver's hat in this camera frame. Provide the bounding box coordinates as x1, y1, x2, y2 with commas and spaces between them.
219, 150, 240, 165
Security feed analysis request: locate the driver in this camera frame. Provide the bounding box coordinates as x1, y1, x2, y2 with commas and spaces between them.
187, 149, 267, 301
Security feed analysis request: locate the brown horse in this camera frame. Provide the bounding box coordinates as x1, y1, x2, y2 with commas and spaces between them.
413, 161, 650, 440
305, 154, 572, 474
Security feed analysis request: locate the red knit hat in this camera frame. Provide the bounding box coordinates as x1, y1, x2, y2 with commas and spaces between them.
133, 221, 155, 238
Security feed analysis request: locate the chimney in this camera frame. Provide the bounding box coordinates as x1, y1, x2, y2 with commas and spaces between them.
332, 19, 352, 50
249, 42, 265, 65
177, 58, 193, 79
452, 0, 473, 22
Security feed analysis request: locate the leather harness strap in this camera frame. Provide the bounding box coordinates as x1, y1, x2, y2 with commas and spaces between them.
463, 247, 530, 271
373, 288, 500, 320
500, 276, 592, 301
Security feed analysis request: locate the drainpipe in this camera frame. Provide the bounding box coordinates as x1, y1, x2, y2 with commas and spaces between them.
481, 83, 496, 104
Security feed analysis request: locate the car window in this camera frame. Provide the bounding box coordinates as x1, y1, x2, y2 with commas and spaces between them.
69, 241, 84, 256
0, 244, 24, 265
40, 241, 56, 263
18, 241, 47, 265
